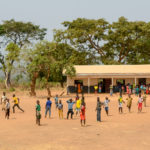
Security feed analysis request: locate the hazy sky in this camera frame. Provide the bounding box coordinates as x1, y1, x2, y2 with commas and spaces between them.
0, 0, 150, 40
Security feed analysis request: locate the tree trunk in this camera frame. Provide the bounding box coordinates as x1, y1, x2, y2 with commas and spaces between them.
46, 69, 51, 97
46, 83, 51, 97
5, 71, 11, 88
60, 81, 64, 88
30, 73, 38, 96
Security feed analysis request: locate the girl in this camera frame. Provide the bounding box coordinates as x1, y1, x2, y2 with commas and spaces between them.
80, 102, 86, 126
36, 100, 41, 126
58, 100, 63, 119
137, 94, 143, 113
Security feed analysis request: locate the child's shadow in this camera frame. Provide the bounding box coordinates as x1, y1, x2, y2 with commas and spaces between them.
41, 123, 48, 126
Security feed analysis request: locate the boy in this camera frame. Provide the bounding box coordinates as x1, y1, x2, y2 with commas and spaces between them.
76, 98, 81, 116
5, 99, 10, 119
45, 97, 52, 118
118, 95, 125, 114
66, 99, 75, 119
1, 92, 7, 111
54, 95, 58, 109
36, 100, 41, 125
104, 97, 110, 116
126, 94, 133, 112
143, 93, 147, 107
12, 94, 24, 113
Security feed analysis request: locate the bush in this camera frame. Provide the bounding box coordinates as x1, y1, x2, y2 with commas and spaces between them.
9, 87, 15, 92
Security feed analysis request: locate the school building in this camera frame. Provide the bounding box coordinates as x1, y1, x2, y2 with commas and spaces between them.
66, 65, 150, 93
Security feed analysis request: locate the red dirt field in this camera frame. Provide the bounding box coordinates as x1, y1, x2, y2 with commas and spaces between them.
0, 89, 150, 150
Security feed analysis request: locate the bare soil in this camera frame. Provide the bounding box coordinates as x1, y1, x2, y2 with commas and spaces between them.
0, 89, 150, 150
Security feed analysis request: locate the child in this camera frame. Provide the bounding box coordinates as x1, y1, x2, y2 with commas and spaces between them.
76, 98, 81, 116
94, 85, 98, 94
58, 100, 63, 119
36, 100, 41, 126
45, 97, 52, 118
137, 94, 143, 113
126, 94, 133, 112
66, 99, 75, 119
110, 85, 113, 96
104, 97, 110, 116
1, 92, 7, 111
80, 102, 86, 126
143, 93, 147, 107
118, 95, 125, 114
5, 99, 10, 119
12, 94, 24, 113
96, 97, 103, 122
54, 95, 58, 109
135, 86, 139, 96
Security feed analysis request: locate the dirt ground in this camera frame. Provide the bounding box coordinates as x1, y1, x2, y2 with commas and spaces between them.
0, 89, 150, 150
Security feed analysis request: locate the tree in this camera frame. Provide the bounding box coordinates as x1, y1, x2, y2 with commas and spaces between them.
105, 17, 148, 64
0, 19, 47, 88
54, 18, 109, 64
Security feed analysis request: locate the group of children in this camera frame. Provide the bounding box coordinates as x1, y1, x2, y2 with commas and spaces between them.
0, 92, 24, 119
1, 91, 148, 127
118, 93, 147, 114
36, 95, 86, 126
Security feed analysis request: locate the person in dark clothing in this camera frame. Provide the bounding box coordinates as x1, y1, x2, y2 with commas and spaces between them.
96, 97, 103, 122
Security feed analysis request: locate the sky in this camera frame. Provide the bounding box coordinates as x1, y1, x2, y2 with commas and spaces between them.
0, 0, 150, 40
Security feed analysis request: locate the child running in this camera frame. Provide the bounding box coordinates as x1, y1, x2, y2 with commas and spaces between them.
36, 100, 41, 126
126, 94, 133, 112
104, 97, 110, 116
1, 92, 7, 111
5, 99, 10, 119
137, 94, 143, 113
58, 100, 63, 119
80, 101, 86, 126
12, 94, 24, 113
118, 95, 125, 114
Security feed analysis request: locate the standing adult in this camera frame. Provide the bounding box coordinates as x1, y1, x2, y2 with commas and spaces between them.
45, 97, 52, 118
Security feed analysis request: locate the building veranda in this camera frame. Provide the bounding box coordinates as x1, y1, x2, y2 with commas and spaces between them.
66, 65, 150, 94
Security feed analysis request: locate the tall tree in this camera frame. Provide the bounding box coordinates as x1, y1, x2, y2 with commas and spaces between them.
0, 19, 46, 88
54, 18, 109, 63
